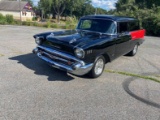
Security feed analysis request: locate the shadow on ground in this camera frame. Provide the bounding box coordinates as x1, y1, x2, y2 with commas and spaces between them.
123, 72, 160, 109
9, 53, 74, 81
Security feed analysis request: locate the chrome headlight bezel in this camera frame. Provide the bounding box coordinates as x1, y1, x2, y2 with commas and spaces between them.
35, 37, 42, 45
74, 48, 85, 58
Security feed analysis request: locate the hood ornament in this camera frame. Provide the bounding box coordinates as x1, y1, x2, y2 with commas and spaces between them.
47, 32, 55, 38
69, 38, 77, 44
50, 33, 54, 36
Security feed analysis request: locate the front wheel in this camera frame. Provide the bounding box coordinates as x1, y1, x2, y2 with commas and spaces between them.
88, 56, 105, 78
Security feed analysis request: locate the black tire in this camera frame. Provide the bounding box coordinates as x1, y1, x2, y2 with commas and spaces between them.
127, 44, 139, 56
88, 55, 105, 78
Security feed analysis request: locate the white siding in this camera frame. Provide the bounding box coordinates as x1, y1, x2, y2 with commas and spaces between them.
0, 10, 34, 21
0, 10, 20, 17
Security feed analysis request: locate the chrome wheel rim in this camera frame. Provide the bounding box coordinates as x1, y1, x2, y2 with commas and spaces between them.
133, 45, 138, 54
94, 59, 104, 75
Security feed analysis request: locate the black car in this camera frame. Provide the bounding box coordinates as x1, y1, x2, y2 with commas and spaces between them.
33, 15, 145, 78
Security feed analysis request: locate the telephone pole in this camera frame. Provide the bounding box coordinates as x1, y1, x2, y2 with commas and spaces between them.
19, 0, 22, 24
95, 8, 97, 15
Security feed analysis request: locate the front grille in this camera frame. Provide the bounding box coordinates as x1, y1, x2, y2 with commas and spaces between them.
38, 47, 76, 66
42, 41, 74, 55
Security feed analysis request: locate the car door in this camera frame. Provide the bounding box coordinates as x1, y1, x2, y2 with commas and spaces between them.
115, 22, 131, 57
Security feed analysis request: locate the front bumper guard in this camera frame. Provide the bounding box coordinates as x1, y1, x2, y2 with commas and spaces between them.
33, 46, 93, 76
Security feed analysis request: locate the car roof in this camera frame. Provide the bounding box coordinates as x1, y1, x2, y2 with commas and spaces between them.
81, 15, 137, 22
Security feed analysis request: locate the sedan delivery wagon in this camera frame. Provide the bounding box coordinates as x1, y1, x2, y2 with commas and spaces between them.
33, 15, 145, 78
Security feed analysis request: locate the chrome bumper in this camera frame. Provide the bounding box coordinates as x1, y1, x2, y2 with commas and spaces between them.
33, 46, 93, 76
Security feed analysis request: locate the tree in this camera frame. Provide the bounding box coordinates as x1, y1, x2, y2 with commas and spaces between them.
38, 0, 52, 19
64, 0, 94, 18
52, 0, 70, 23
38, 0, 107, 21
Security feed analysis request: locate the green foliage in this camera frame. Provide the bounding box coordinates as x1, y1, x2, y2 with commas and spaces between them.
22, 21, 30, 26
65, 16, 77, 29
32, 22, 38, 26
46, 21, 51, 28
14, 20, 22, 25
0, 13, 6, 24
38, 0, 52, 18
142, 16, 160, 36
32, 17, 38, 21
5, 15, 14, 24
105, 69, 160, 83
38, 0, 107, 20
80, 20, 91, 29
0, 14, 14, 24
51, 23, 58, 28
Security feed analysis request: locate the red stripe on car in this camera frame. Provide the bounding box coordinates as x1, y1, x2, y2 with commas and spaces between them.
130, 29, 145, 40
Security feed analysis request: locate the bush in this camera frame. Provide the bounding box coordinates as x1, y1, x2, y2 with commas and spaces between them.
142, 17, 160, 36
0, 13, 5, 20
32, 17, 38, 21
0, 13, 6, 24
65, 17, 77, 30
51, 23, 58, 28
5, 14, 14, 24
32, 22, 38, 26
46, 21, 51, 28
60, 25, 67, 29
22, 21, 32, 26
42, 23, 48, 28
66, 16, 78, 25
14, 20, 21, 25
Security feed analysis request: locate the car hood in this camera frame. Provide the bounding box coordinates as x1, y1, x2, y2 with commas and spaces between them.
46, 30, 108, 48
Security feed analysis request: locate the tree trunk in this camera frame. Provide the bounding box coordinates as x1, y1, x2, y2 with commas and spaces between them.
57, 14, 60, 23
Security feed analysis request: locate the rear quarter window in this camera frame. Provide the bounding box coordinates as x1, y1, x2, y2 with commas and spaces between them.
128, 21, 140, 31
118, 22, 128, 33
118, 21, 140, 33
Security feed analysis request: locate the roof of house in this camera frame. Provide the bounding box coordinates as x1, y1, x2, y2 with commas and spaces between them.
81, 15, 137, 22
0, 1, 32, 12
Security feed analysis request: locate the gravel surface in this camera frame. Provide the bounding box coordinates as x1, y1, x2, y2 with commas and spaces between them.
0, 25, 160, 120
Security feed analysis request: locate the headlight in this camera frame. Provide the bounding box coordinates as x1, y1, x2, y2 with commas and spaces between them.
35, 37, 42, 45
75, 48, 85, 58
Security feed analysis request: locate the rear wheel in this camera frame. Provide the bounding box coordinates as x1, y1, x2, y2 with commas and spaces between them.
127, 44, 138, 56
88, 56, 105, 78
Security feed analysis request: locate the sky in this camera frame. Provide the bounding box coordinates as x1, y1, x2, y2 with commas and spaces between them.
92, 0, 118, 10
32, 0, 118, 10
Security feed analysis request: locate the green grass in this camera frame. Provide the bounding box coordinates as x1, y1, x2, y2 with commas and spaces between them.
155, 75, 160, 78
0, 54, 4, 57
105, 69, 160, 83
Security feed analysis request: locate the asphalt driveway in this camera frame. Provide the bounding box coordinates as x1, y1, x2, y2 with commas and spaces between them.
0, 25, 160, 120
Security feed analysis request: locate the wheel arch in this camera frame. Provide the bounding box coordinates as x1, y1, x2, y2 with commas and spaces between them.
103, 53, 111, 63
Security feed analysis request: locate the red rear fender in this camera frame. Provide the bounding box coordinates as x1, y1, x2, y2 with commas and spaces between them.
130, 29, 146, 40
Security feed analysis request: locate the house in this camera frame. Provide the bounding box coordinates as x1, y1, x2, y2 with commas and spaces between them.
0, 1, 35, 21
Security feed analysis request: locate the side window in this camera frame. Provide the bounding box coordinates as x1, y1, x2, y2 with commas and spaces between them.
106, 22, 117, 34
118, 22, 128, 33
80, 20, 91, 29
129, 21, 140, 31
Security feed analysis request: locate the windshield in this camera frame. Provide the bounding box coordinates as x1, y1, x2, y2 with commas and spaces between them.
77, 19, 116, 34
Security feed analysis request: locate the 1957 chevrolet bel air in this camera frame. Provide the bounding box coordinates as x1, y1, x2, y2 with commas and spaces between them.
33, 15, 145, 78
